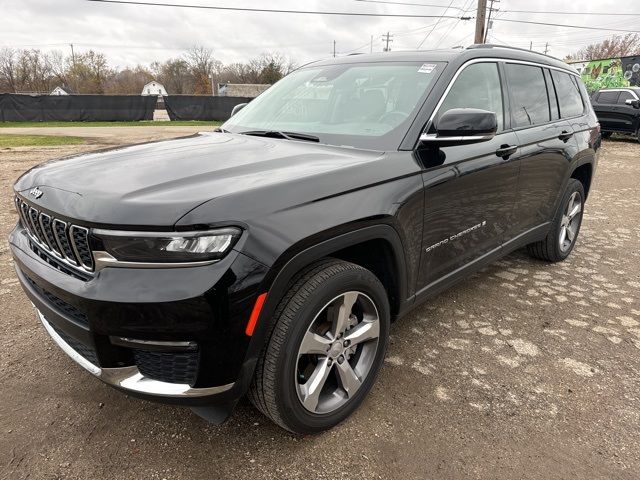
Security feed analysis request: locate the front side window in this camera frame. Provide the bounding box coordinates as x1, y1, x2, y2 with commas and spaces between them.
506, 63, 551, 128
437, 62, 504, 131
223, 61, 442, 150
617, 91, 635, 104
551, 70, 584, 118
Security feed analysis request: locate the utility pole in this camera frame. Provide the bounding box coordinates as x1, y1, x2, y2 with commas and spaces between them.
544, 42, 549, 54
69, 43, 76, 66
370, 35, 373, 53
474, 0, 488, 44
382, 32, 393, 52
483, 0, 499, 43
529, 41, 532, 51
332, 40, 336, 58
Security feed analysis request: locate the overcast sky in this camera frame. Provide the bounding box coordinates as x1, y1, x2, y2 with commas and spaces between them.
2, 0, 639, 69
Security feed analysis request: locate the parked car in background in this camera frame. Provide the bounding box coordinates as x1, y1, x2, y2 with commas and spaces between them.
10, 45, 600, 434
591, 87, 640, 141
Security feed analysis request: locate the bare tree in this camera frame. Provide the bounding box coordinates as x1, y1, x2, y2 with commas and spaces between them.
185, 46, 222, 94
566, 34, 640, 61
152, 58, 193, 94
0, 48, 18, 92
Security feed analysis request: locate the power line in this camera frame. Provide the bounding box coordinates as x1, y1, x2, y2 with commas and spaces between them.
86, 0, 465, 19
435, 0, 475, 48
492, 18, 640, 34
499, 8, 640, 16
354, 0, 467, 11
417, 0, 457, 48
354, 0, 640, 16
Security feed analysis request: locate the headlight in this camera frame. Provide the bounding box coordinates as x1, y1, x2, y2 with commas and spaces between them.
92, 227, 241, 263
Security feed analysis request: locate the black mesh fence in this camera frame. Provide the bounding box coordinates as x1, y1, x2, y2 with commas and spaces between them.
0, 94, 157, 122
164, 96, 252, 121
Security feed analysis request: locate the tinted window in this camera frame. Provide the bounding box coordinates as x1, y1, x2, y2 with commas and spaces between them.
551, 70, 584, 117
596, 90, 619, 104
506, 64, 550, 127
618, 91, 635, 104
438, 62, 504, 131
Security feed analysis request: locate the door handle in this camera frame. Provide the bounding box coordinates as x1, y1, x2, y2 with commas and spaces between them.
558, 130, 574, 142
495, 144, 518, 159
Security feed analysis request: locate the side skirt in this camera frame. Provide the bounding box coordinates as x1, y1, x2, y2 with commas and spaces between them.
409, 222, 550, 309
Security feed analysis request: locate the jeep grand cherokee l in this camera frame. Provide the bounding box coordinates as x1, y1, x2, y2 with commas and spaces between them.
9, 45, 599, 434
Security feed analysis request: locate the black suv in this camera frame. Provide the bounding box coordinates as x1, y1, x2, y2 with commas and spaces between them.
10, 45, 599, 434
591, 87, 640, 141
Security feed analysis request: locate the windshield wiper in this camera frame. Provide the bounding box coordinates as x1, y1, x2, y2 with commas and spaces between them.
241, 130, 320, 143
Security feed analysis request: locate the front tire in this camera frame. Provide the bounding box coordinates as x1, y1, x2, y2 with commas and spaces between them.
527, 178, 585, 262
248, 259, 390, 434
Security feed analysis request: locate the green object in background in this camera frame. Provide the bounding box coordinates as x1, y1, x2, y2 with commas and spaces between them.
0, 134, 85, 147
581, 58, 630, 94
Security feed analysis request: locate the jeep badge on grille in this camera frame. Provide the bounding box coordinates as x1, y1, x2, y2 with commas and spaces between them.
29, 187, 43, 199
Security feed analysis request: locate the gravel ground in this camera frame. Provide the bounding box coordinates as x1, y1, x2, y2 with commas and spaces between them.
0, 129, 639, 480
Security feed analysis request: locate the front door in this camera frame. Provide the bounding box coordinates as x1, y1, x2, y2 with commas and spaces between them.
415, 61, 521, 293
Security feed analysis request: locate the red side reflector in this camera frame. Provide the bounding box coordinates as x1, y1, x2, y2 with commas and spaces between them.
245, 293, 267, 336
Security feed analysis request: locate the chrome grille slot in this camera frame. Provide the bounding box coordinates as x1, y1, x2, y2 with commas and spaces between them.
15, 196, 94, 275
69, 225, 93, 270
53, 219, 78, 264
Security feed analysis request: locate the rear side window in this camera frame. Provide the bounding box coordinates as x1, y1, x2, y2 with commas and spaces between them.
551, 71, 584, 117
506, 63, 550, 127
617, 91, 635, 104
438, 62, 504, 131
596, 90, 619, 104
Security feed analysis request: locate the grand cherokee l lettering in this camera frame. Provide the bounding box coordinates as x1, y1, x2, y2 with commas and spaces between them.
9, 45, 600, 434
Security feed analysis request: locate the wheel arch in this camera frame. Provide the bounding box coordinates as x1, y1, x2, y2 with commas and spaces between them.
240, 224, 409, 384
570, 161, 593, 199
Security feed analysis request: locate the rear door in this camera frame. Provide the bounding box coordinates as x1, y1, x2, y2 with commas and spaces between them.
507, 63, 578, 235
415, 61, 521, 291
592, 90, 627, 132
614, 90, 640, 133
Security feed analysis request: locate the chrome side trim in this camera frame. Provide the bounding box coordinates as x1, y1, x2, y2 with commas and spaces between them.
36, 309, 234, 398
426, 57, 583, 128
110, 336, 198, 351
93, 250, 217, 272
419, 133, 493, 143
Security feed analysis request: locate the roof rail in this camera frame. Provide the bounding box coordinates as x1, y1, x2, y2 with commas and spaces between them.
466, 43, 563, 62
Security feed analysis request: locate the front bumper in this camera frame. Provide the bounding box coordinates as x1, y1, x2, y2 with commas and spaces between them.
37, 308, 235, 397
9, 224, 268, 406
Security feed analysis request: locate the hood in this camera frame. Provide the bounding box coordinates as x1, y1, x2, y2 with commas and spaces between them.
14, 132, 384, 227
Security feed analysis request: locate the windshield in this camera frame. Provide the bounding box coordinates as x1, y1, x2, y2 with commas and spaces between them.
223, 61, 443, 150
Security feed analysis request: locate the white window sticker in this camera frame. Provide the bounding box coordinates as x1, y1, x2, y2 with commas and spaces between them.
418, 63, 437, 74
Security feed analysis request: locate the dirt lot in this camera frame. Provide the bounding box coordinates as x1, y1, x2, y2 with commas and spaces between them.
1, 128, 639, 480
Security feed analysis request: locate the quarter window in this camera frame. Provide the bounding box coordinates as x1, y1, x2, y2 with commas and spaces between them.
437, 62, 504, 131
551, 70, 584, 118
506, 64, 551, 127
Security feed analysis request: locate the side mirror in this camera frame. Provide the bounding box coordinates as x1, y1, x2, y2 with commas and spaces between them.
231, 103, 248, 117
624, 98, 640, 109
420, 108, 498, 147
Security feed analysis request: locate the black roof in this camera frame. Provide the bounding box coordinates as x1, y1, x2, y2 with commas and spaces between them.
308, 44, 577, 74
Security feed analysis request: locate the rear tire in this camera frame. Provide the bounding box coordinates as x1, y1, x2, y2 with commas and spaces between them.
527, 179, 585, 262
248, 259, 390, 434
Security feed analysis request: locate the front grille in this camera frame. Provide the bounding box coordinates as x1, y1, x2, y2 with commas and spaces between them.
25, 274, 88, 327
49, 322, 99, 366
15, 196, 94, 274
134, 350, 199, 385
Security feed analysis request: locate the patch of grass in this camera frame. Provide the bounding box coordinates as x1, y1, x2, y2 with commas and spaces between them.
0, 120, 222, 128
0, 134, 85, 147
